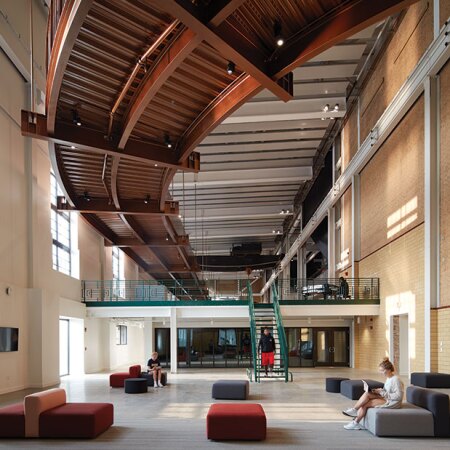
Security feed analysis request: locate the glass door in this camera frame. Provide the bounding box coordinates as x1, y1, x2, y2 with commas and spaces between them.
313, 327, 349, 366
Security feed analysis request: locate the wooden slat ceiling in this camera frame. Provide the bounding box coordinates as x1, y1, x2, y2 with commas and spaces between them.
35, 0, 419, 290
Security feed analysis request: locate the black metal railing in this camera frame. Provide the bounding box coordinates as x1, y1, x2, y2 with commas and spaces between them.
276, 278, 380, 302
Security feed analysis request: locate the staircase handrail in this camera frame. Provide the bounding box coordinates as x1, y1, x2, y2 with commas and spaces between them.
247, 280, 259, 382
272, 284, 289, 382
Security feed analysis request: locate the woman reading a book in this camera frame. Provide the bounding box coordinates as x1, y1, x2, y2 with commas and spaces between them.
147, 351, 164, 388
343, 357, 404, 430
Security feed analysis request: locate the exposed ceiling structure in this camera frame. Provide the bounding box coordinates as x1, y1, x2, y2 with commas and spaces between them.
22, 0, 419, 290
172, 23, 383, 259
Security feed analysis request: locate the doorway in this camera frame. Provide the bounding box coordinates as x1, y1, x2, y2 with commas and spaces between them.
313, 327, 350, 366
59, 319, 69, 376
392, 314, 409, 375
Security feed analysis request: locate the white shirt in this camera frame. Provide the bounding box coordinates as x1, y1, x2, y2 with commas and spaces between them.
377, 375, 404, 408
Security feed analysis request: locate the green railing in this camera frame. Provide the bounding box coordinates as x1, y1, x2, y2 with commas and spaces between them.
277, 278, 380, 302
247, 281, 259, 383
272, 284, 290, 382
82, 279, 250, 302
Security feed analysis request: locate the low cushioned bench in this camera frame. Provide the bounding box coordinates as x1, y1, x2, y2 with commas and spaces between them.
124, 378, 148, 394
207, 403, 266, 440
212, 380, 249, 400
0, 388, 113, 439
411, 372, 450, 388
363, 386, 450, 437
110, 364, 141, 388
0, 403, 25, 438
340, 379, 384, 400
326, 377, 349, 393
140, 371, 168, 386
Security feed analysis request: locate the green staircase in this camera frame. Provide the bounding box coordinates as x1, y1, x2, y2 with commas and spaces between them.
247, 282, 292, 382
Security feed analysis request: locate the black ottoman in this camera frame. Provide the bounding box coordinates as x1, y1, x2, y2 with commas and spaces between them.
340, 379, 384, 400
411, 372, 450, 388
124, 378, 148, 393
326, 377, 350, 393
212, 380, 249, 400
140, 372, 167, 386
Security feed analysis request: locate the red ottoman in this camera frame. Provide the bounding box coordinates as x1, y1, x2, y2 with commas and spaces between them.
0, 403, 25, 438
207, 403, 266, 440
110, 364, 141, 388
39, 403, 114, 438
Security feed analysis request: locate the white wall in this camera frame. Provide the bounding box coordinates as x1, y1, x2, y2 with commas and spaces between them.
108, 321, 145, 370
0, 1, 144, 393
84, 318, 110, 373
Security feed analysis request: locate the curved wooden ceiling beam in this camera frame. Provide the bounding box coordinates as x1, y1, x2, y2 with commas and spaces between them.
21, 111, 200, 171
158, 74, 261, 208
152, 0, 293, 102
178, 74, 262, 163
118, 28, 202, 149
271, 0, 421, 78
46, 0, 94, 134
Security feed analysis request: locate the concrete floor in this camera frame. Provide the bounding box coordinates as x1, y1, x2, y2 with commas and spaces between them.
0, 367, 449, 449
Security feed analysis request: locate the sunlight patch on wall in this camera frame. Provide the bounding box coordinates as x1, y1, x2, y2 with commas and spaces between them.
386, 197, 418, 239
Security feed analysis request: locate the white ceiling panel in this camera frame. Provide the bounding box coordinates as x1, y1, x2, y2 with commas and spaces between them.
197, 140, 321, 153
310, 44, 366, 62
173, 166, 312, 188
201, 158, 313, 171
213, 118, 330, 134
202, 129, 326, 144
201, 149, 316, 162
293, 64, 357, 81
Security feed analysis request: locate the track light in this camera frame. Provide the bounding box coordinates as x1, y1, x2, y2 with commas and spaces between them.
165, 234, 170, 241
226, 61, 235, 75
334, 103, 340, 111
274, 21, 284, 47
144, 194, 150, 204
178, 214, 182, 219
164, 134, 172, 148
323, 104, 330, 113
72, 109, 82, 126
83, 191, 91, 202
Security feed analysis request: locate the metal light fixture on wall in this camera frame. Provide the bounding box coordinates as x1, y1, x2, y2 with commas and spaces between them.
226, 61, 235, 75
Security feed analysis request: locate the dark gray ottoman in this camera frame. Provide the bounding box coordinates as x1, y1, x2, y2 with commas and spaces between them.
212, 380, 249, 400
340, 379, 384, 400
410, 372, 450, 388
140, 371, 167, 386
326, 377, 350, 393
124, 378, 148, 393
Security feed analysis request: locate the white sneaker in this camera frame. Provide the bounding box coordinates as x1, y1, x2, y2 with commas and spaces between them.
342, 407, 358, 417
344, 420, 363, 430
158, 383, 164, 388
154, 382, 158, 388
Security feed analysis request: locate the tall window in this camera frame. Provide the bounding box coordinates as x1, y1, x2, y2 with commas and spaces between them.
51, 172, 72, 276
112, 246, 125, 297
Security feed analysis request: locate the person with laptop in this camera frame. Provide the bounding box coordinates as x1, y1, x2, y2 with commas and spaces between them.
147, 351, 164, 388
342, 357, 404, 430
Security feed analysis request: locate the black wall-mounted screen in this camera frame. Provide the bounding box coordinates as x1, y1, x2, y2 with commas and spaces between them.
0, 327, 19, 352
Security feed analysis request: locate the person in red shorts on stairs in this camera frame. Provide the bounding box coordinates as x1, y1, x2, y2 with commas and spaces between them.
258, 328, 276, 377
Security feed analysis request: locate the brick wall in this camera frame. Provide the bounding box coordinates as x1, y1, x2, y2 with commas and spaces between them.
341, 107, 358, 171
441, 0, 450, 28
360, 96, 424, 260
355, 225, 425, 372
440, 60, 450, 307
434, 308, 450, 372
338, 187, 352, 271
359, 1, 433, 143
